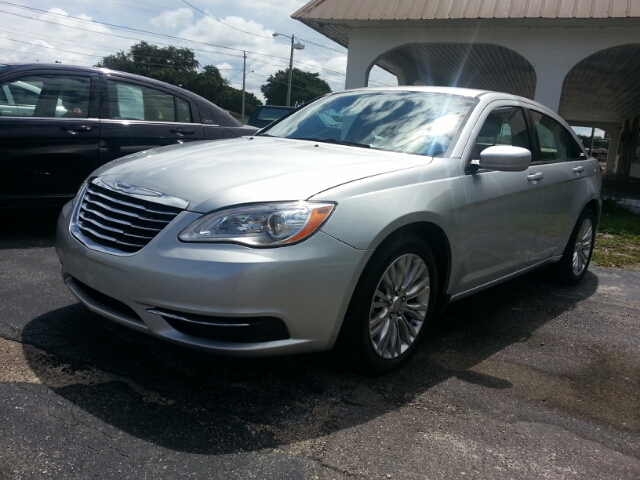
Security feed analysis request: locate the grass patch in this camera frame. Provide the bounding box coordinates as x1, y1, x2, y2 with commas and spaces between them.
593, 199, 640, 270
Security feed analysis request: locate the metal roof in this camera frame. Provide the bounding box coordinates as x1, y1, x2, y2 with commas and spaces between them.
292, 1, 640, 124
292, 0, 640, 21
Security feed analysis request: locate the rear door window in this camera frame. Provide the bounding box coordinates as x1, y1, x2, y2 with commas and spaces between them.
530, 110, 585, 161
107, 80, 177, 122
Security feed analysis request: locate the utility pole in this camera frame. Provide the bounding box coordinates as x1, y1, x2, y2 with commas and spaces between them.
286, 35, 295, 107
241, 51, 247, 122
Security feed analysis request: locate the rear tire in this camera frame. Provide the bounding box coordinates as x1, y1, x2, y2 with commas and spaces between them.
552, 207, 596, 285
335, 234, 438, 375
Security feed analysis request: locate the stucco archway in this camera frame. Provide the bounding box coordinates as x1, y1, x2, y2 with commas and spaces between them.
372, 43, 536, 98
560, 44, 640, 125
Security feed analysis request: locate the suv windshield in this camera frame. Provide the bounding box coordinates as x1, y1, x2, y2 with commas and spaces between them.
262, 90, 475, 157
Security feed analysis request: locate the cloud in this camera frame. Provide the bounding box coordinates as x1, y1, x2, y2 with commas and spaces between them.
0, 6, 132, 65
149, 8, 193, 31
0, 1, 378, 97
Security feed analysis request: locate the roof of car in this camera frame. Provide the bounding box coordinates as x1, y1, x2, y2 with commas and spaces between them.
343, 85, 554, 111
0, 62, 248, 126
0, 63, 197, 96
345, 85, 496, 98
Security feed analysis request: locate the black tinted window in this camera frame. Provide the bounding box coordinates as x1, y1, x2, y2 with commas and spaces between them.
107, 80, 176, 122
176, 97, 192, 123
0, 75, 90, 118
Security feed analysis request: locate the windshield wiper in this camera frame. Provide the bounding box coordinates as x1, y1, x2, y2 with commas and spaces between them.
292, 137, 370, 149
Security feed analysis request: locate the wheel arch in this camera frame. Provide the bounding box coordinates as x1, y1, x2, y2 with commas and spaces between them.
367, 221, 453, 315
585, 198, 601, 226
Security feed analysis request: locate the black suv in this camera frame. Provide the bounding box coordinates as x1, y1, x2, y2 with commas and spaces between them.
0, 63, 257, 211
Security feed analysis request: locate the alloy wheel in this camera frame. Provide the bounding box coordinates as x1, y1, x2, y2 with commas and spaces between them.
572, 217, 594, 276
369, 254, 430, 359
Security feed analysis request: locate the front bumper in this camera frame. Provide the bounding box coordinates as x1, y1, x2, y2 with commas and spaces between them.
56, 202, 370, 356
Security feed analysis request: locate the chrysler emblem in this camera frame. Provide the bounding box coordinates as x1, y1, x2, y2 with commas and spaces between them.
99, 178, 163, 197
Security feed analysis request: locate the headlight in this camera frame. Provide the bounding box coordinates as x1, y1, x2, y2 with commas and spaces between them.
179, 202, 335, 247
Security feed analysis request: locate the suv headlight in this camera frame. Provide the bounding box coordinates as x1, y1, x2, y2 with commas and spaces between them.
179, 202, 335, 247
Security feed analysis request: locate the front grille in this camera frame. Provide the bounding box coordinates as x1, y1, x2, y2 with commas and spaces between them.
73, 179, 185, 254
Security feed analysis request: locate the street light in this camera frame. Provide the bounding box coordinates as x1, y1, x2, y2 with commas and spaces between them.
272, 32, 304, 107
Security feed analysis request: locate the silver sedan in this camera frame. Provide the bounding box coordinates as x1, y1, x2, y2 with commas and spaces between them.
56, 87, 601, 374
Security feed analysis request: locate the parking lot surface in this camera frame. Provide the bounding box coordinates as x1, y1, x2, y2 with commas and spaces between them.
1, 217, 639, 479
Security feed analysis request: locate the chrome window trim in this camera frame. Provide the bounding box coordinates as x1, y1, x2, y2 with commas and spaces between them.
99, 118, 198, 127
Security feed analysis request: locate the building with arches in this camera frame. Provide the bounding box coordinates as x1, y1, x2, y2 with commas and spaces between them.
293, 0, 640, 179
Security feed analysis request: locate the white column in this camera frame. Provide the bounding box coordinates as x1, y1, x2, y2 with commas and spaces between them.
605, 126, 621, 174
345, 30, 376, 89
529, 58, 573, 112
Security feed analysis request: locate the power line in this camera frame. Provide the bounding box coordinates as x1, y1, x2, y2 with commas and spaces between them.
297, 37, 346, 54
0, 47, 95, 65
174, 0, 346, 53
0, 2, 246, 55
0, 2, 348, 78
179, 0, 272, 39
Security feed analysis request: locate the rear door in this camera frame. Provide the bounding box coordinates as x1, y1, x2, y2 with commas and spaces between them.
0, 70, 100, 208
527, 109, 592, 263
99, 75, 204, 163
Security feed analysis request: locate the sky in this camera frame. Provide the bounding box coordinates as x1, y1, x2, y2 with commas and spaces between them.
0, 0, 396, 102
0, 0, 613, 139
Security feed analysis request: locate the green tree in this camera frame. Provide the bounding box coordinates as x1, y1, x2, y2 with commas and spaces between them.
97, 41, 199, 77
218, 88, 262, 117
95, 42, 261, 112
260, 68, 331, 106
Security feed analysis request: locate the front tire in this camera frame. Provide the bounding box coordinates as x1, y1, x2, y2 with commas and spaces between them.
335, 234, 438, 375
553, 207, 596, 285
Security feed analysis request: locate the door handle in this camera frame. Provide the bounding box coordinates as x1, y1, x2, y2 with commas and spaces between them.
61, 125, 92, 133
527, 172, 544, 182
170, 128, 195, 136
572, 166, 585, 173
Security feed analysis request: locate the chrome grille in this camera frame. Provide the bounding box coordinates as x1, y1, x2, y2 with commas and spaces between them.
71, 178, 187, 255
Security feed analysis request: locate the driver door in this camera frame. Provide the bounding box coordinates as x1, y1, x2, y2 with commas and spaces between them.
457, 104, 545, 293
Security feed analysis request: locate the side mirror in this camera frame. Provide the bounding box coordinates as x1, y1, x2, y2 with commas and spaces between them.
478, 145, 531, 172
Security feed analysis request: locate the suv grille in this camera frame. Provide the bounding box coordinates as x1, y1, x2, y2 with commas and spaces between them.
72, 178, 187, 254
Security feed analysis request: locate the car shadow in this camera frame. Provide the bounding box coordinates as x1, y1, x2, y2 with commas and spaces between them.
21, 269, 599, 455
0, 211, 59, 249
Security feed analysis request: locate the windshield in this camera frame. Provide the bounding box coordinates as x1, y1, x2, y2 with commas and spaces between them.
262, 90, 475, 157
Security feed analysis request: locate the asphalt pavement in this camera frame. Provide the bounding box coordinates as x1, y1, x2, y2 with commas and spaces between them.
0, 215, 638, 479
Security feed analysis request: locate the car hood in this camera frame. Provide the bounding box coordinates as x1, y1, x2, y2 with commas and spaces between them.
93, 137, 432, 213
